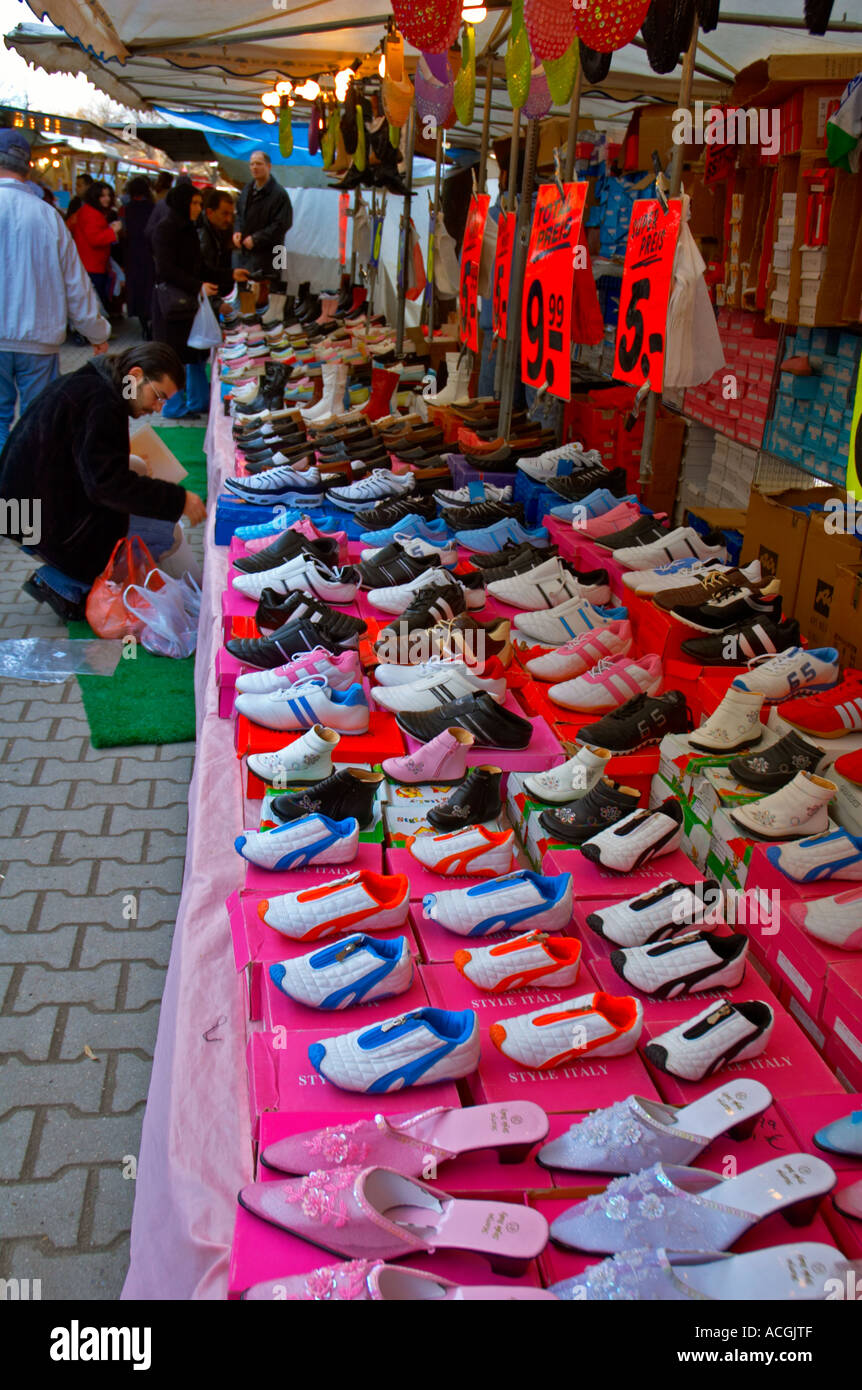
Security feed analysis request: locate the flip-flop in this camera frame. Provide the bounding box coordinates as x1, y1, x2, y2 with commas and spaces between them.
243, 1259, 557, 1300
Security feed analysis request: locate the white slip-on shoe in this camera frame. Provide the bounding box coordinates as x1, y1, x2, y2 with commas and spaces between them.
765, 828, 862, 883
580, 799, 684, 873
549, 654, 663, 713
423, 870, 573, 937
489, 992, 644, 1069
586, 879, 721, 948
407, 825, 515, 878
371, 661, 506, 713
368, 566, 464, 615
730, 771, 837, 841
732, 646, 841, 703
270, 933, 414, 1009
236, 679, 370, 734
538, 1078, 773, 1174
237, 650, 362, 696
523, 747, 611, 803
308, 1007, 481, 1091
246, 723, 340, 785
488, 561, 611, 612
526, 621, 634, 682
513, 600, 629, 649
786, 884, 862, 950
454, 931, 582, 992
610, 931, 749, 999
235, 813, 359, 871
644, 999, 776, 1081
260, 869, 410, 941
688, 685, 765, 754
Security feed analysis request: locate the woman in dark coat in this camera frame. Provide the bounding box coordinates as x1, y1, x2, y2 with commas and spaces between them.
121, 176, 155, 338
150, 183, 218, 418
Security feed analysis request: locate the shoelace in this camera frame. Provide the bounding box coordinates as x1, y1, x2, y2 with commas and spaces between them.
269, 677, 330, 702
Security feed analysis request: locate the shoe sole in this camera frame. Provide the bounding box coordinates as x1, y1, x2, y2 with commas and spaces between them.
687, 732, 765, 755
728, 812, 830, 842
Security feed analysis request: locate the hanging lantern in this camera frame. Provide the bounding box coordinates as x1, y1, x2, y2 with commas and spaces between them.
575, 0, 652, 54
506, 0, 532, 108
524, 0, 577, 62
391, 0, 462, 54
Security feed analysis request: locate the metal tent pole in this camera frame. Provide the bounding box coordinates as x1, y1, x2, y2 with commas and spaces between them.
395, 105, 416, 358
494, 105, 521, 397
498, 116, 539, 437
562, 63, 583, 183
477, 61, 495, 193
428, 126, 444, 340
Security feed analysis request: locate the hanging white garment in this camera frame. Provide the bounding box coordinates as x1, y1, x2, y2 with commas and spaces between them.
663, 193, 725, 391
353, 197, 372, 268
434, 210, 461, 299
478, 211, 498, 297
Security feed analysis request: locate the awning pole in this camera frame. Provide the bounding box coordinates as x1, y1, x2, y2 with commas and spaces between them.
428, 125, 444, 340
395, 105, 416, 358
477, 61, 495, 193
498, 115, 539, 437
494, 105, 521, 396
562, 62, 583, 183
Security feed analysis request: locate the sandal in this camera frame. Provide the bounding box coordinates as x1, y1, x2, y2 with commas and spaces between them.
243, 1258, 556, 1300
551, 1242, 850, 1301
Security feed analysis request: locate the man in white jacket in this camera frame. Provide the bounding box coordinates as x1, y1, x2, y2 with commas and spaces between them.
0, 130, 110, 447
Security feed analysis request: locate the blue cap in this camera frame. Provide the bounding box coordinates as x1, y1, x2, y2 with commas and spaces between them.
0, 129, 32, 174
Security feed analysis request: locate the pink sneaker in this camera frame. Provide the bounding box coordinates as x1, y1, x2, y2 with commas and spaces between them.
578, 502, 641, 539
525, 619, 634, 683
235, 647, 362, 695
382, 726, 475, 785
243, 1259, 556, 1301
549, 651, 663, 712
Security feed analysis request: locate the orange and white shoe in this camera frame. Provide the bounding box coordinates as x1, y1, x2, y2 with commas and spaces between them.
406, 826, 515, 878
454, 932, 582, 994
489, 992, 643, 1069
259, 870, 410, 941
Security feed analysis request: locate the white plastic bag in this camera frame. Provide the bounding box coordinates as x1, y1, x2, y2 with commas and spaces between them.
187, 290, 222, 351
122, 568, 201, 659
434, 212, 460, 299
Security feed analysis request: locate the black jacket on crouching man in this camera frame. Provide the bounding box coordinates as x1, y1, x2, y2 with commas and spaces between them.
233, 175, 293, 284
0, 348, 187, 583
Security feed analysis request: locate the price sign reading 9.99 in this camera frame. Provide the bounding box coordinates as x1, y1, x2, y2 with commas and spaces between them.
614, 197, 683, 394
520, 182, 586, 402
459, 193, 490, 353
492, 209, 515, 340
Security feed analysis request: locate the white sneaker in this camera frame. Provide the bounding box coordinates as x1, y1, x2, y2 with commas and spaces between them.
246, 723, 340, 785
455, 931, 582, 992
581, 799, 684, 873
489, 992, 644, 1068
232, 554, 359, 604
328, 469, 414, 512
731, 647, 840, 703
260, 869, 411, 940
610, 930, 749, 998
523, 747, 611, 803
786, 886, 862, 950
235, 813, 359, 870
526, 622, 633, 682
360, 533, 457, 567
549, 653, 663, 712
513, 600, 628, 648
730, 771, 837, 840
515, 444, 602, 482
613, 528, 728, 571
766, 828, 862, 883
270, 933, 414, 1009
644, 1000, 775, 1081
309, 1007, 481, 1091
623, 557, 740, 595
236, 679, 370, 734
237, 650, 362, 696
368, 567, 468, 615
371, 660, 505, 712
433, 483, 513, 506
688, 685, 765, 754
488, 560, 611, 612
407, 825, 515, 878
422, 869, 573, 937
586, 880, 720, 948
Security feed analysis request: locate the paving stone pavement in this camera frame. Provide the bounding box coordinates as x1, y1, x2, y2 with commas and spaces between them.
0, 323, 204, 1301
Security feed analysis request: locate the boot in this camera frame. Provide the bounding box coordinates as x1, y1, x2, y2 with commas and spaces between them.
688, 686, 765, 755
269, 767, 384, 829
381, 726, 475, 785
433, 353, 471, 407
299, 361, 349, 425
315, 293, 340, 329
262, 292, 287, 326
334, 275, 354, 317
427, 765, 503, 830
523, 747, 612, 804
359, 366, 401, 421
731, 771, 838, 840
291, 282, 310, 318
344, 286, 367, 321
247, 723, 340, 786
297, 292, 322, 324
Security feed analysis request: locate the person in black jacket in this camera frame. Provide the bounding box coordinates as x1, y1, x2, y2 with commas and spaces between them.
0, 342, 206, 621
232, 150, 292, 292
199, 189, 235, 310
121, 176, 156, 338
150, 183, 218, 418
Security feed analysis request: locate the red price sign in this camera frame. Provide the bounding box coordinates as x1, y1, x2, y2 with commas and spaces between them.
520, 182, 586, 402
459, 192, 490, 352
614, 197, 682, 393
492, 209, 515, 340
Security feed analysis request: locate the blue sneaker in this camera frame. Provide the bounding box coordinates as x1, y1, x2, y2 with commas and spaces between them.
308, 1007, 481, 1092
423, 870, 573, 937
550, 490, 638, 522
456, 518, 549, 553
358, 515, 453, 547
235, 813, 359, 871
269, 934, 414, 1010
235, 508, 304, 540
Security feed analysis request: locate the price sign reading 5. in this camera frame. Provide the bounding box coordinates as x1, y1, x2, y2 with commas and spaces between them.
520, 182, 586, 402
459, 193, 490, 353
614, 197, 682, 394
492, 209, 515, 340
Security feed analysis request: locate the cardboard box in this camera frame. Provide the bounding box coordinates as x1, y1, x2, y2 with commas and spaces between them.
829, 561, 862, 669
795, 514, 862, 651
739, 486, 846, 615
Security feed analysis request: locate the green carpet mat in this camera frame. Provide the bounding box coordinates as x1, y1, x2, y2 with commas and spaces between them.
68, 425, 208, 749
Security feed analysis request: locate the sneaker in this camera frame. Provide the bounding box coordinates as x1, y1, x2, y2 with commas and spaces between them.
523, 747, 611, 804
732, 647, 841, 703
623, 556, 735, 595
253, 590, 365, 637
653, 562, 768, 612
594, 514, 670, 552
730, 771, 837, 840
422, 870, 573, 937
544, 466, 627, 500
358, 514, 451, 546
328, 468, 414, 512
246, 723, 341, 786
488, 559, 611, 611
539, 779, 641, 845
236, 508, 305, 541
834, 747, 862, 787
355, 495, 438, 531
369, 567, 485, 616
236, 679, 370, 734
474, 546, 561, 585
235, 813, 359, 870
580, 799, 684, 872
406, 825, 515, 877
643, 1001, 775, 1081
381, 726, 475, 785
513, 601, 629, 648
441, 500, 524, 530
422, 614, 513, 669
549, 653, 663, 712
371, 660, 506, 713
270, 767, 383, 829
586, 879, 721, 948
270, 934, 414, 1010
457, 519, 550, 554
225, 464, 326, 500
729, 729, 829, 791
395, 691, 533, 750
236, 649, 362, 696
427, 765, 503, 831
307, 1007, 481, 1092
226, 615, 361, 670
358, 548, 441, 590
577, 501, 642, 540
688, 686, 765, 754
454, 932, 582, 993
526, 621, 634, 682
578, 689, 693, 753
779, 669, 862, 738
552, 488, 637, 524
259, 869, 410, 940
515, 444, 603, 481
378, 582, 468, 640
433, 482, 513, 505
360, 534, 456, 570
680, 618, 801, 667
669, 584, 782, 632
232, 555, 360, 605
489, 992, 644, 1069
765, 828, 862, 882
232, 531, 339, 575
610, 931, 748, 999
786, 885, 862, 951
613, 527, 728, 571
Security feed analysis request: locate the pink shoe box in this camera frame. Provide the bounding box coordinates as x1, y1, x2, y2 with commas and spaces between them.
767, 910, 850, 1018
825, 1029, 862, 1094
554, 730, 660, 803
227, 888, 419, 972
468, 1039, 658, 1117
410, 904, 496, 965
543, 516, 583, 564
544, 847, 705, 903
639, 1006, 846, 1107
399, 694, 563, 775
590, 956, 782, 1021
241, 839, 384, 895
216, 646, 245, 720
385, 846, 512, 906
261, 957, 430, 1033
245, 1029, 461, 1140
419, 962, 599, 1020
777, 1093, 862, 1174
238, 711, 405, 799
222, 581, 258, 639
744, 841, 849, 910
823, 1176, 862, 1259
823, 956, 862, 1043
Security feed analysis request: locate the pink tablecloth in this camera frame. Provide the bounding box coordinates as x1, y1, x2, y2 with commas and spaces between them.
122, 380, 251, 1299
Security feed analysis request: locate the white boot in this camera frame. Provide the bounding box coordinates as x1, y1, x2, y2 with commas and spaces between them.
523, 746, 611, 804
688, 685, 765, 755
731, 771, 838, 840
262, 293, 287, 326
299, 361, 348, 425
431, 353, 464, 407
246, 723, 340, 787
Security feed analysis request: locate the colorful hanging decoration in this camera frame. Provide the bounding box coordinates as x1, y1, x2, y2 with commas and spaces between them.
695, 0, 720, 31
322, 107, 340, 169
391, 0, 461, 54
543, 40, 578, 105
454, 24, 477, 126
524, 0, 578, 62
382, 28, 414, 128
415, 53, 455, 128
307, 97, 325, 156
578, 39, 613, 83
506, 0, 532, 108
524, 63, 553, 119
575, 0, 652, 54
641, 0, 696, 75
278, 98, 293, 158
355, 100, 367, 172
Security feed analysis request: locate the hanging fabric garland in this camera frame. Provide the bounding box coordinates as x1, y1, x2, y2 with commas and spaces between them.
391, 0, 461, 54
578, 39, 613, 83
322, 106, 340, 169
454, 23, 477, 127
415, 53, 455, 129
382, 28, 414, 128
524, 0, 578, 61
506, 0, 532, 108
641, 0, 696, 75
543, 40, 579, 106
575, 0, 652, 53
278, 98, 293, 159
695, 0, 721, 32
524, 63, 553, 119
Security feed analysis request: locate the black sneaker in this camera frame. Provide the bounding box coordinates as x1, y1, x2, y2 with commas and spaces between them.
440, 500, 524, 530
396, 692, 533, 750
595, 515, 671, 552
680, 617, 801, 667
269, 768, 384, 829
539, 779, 641, 844
427, 765, 503, 830
358, 549, 442, 590
728, 730, 828, 792
355, 495, 437, 530
579, 690, 693, 752
467, 542, 557, 571
381, 582, 467, 636
255, 590, 366, 637
475, 547, 566, 584
545, 466, 628, 501
670, 590, 783, 633
233, 532, 339, 575
226, 615, 358, 669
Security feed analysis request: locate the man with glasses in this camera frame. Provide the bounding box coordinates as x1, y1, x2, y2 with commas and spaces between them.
0, 343, 207, 620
